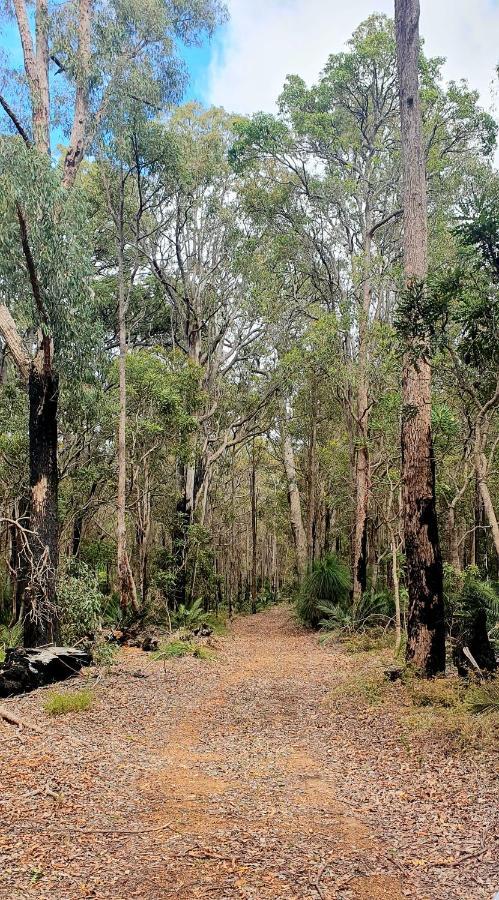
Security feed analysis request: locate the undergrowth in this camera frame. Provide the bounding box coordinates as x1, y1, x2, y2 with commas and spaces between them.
92, 642, 118, 668
329, 672, 387, 706
44, 689, 93, 716
328, 661, 499, 752
153, 639, 215, 661
0, 622, 23, 663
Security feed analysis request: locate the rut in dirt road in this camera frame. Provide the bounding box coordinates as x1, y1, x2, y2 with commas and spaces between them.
0, 606, 497, 900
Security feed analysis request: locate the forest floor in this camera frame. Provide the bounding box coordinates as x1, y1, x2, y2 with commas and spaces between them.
0, 605, 497, 900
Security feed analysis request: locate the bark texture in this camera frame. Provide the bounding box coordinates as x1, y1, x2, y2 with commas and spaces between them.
282, 428, 308, 581
352, 225, 372, 602
23, 358, 60, 646
395, 0, 445, 675
116, 248, 139, 613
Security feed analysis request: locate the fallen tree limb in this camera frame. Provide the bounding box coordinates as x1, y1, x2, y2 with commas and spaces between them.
0, 704, 42, 732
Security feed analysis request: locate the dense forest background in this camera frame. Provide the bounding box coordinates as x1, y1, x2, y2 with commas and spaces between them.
0, 0, 498, 676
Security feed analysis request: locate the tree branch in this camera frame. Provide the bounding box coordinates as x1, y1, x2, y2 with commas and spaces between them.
0, 95, 32, 146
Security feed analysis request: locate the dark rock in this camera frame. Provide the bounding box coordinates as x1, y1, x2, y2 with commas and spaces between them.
141, 636, 159, 652
384, 666, 404, 682
192, 625, 213, 637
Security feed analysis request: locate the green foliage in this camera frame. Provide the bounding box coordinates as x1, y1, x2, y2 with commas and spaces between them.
204, 613, 228, 635
465, 681, 499, 715
0, 622, 22, 656
296, 554, 351, 629
320, 588, 393, 634
0, 139, 101, 379
444, 564, 499, 639
57, 561, 106, 644
92, 643, 118, 668
193, 645, 215, 660
171, 598, 209, 630
44, 689, 93, 716
340, 628, 396, 654
153, 639, 196, 659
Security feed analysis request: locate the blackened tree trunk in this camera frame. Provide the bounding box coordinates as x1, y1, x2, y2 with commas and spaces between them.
23, 358, 60, 646
395, 0, 445, 675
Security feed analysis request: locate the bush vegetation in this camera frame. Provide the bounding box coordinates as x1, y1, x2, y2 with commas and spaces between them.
44, 689, 93, 716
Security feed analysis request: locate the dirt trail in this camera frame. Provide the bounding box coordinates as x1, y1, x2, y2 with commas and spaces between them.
0, 606, 497, 899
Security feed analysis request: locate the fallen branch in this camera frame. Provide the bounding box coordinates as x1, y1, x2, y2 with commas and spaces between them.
0, 704, 42, 732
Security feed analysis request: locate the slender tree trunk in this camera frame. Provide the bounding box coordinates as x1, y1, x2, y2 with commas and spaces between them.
281, 425, 308, 581
9, 497, 29, 626
249, 441, 258, 614
306, 383, 319, 564
446, 504, 461, 571
474, 425, 499, 558
395, 0, 445, 675
23, 353, 60, 646
353, 223, 372, 602
116, 239, 139, 614
136, 464, 151, 606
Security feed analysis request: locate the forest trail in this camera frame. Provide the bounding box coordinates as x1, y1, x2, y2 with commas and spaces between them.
0, 606, 497, 900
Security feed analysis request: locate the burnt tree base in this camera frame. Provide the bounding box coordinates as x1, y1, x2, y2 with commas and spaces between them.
0, 647, 92, 697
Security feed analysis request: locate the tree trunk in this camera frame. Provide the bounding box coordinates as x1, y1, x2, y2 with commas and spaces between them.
395, 0, 445, 675
23, 356, 60, 646
306, 384, 319, 565
249, 441, 258, 614
473, 428, 499, 559
282, 426, 308, 581
352, 223, 372, 603
446, 504, 461, 571
116, 241, 139, 614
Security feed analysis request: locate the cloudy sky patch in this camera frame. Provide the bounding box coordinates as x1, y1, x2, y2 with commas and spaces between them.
206, 0, 499, 117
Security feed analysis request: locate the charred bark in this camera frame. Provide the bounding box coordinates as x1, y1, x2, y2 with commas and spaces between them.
23, 361, 60, 646
395, 0, 445, 675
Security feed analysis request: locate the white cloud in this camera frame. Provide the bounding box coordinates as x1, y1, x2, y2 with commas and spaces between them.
206, 0, 499, 118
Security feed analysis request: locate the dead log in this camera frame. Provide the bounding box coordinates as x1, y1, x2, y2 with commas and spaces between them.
0, 646, 92, 698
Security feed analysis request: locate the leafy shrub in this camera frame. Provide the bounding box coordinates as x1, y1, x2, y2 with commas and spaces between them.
320, 589, 393, 634
171, 598, 209, 631
465, 680, 499, 715
92, 642, 118, 668
296, 554, 351, 628
445, 565, 498, 672
57, 560, 106, 644
44, 689, 93, 716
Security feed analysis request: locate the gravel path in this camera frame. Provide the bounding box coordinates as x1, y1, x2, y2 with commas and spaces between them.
0, 606, 497, 899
